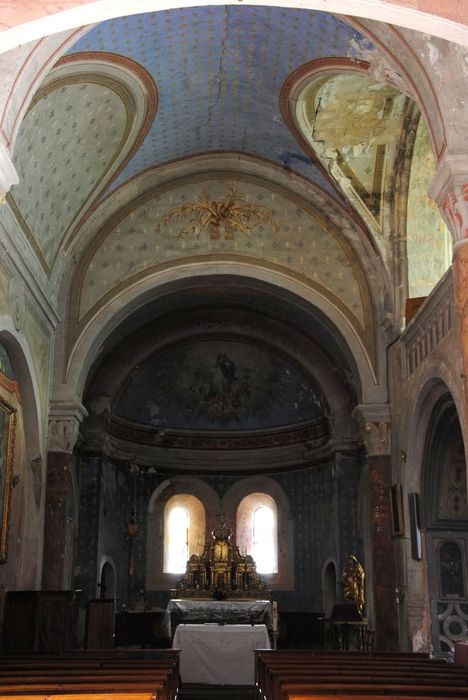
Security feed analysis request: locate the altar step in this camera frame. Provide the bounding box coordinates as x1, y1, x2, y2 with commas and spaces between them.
179, 684, 256, 699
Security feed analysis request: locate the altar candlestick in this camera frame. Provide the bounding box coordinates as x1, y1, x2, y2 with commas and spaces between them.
272, 601, 278, 632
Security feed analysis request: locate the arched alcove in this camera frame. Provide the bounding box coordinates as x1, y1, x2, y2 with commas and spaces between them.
322, 559, 337, 618
422, 393, 468, 653
99, 560, 117, 599
146, 477, 220, 592
223, 476, 293, 591
0, 328, 44, 590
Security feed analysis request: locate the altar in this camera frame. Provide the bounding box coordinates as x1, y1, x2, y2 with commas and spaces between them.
172, 623, 270, 685
170, 520, 270, 600
165, 598, 272, 638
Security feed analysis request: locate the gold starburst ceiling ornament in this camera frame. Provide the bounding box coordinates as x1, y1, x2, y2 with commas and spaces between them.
156, 188, 278, 241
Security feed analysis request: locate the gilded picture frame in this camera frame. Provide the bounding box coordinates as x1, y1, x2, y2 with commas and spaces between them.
0, 397, 16, 563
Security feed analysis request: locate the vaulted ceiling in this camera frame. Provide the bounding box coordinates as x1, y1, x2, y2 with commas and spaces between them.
0, 3, 455, 437
4, 5, 449, 290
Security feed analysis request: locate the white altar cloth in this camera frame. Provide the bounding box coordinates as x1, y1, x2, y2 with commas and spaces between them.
172, 623, 270, 685
165, 598, 272, 637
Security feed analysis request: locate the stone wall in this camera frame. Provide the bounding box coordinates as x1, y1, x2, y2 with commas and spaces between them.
74, 450, 363, 614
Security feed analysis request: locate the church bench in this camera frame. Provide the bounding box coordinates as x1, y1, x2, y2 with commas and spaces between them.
283, 691, 468, 700
0, 679, 171, 699
0, 650, 180, 662
278, 683, 468, 699
0, 675, 176, 700
268, 673, 468, 698
254, 649, 449, 689
0, 695, 155, 700
254, 650, 468, 700
0, 651, 179, 700
255, 657, 464, 678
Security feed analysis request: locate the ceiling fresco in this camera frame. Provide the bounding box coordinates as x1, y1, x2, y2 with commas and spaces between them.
300, 74, 407, 218
292, 72, 412, 239
407, 117, 451, 297
77, 178, 368, 331
114, 338, 327, 431
66, 6, 377, 193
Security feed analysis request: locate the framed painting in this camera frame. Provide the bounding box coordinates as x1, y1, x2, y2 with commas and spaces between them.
0, 397, 16, 563
390, 483, 405, 537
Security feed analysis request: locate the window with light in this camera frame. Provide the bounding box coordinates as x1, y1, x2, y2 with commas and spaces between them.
166, 505, 189, 574
237, 493, 278, 574
163, 494, 205, 574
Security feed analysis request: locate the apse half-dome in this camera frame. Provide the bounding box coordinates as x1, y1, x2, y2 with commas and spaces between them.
114, 339, 327, 432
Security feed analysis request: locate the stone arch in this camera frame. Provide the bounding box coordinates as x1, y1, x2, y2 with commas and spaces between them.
163, 494, 205, 574
62, 264, 383, 414
405, 373, 465, 497
322, 558, 338, 618
0, 322, 43, 459
98, 556, 117, 599
420, 390, 468, 653
222, 475, 293, 590
146, 476, 220, 591
0, 321, 44, 589
402, 371, 466, 652
236, 493, 278, 574
2, 1, 467, 56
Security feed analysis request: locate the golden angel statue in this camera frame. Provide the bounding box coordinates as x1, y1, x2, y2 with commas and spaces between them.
341, 555, 365, 614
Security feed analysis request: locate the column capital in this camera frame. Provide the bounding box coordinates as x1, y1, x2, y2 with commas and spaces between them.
47, 402, 88, 454
0, 141, 18, 201
352, 404, 391, 456
429, 153, 468, 243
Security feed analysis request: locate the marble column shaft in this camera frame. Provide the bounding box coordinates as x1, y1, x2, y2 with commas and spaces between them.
367, 454, 399, 650
42, 451, 71, 590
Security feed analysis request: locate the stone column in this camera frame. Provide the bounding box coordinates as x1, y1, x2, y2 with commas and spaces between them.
42, 404, 87, 590
353, 404, 399, 650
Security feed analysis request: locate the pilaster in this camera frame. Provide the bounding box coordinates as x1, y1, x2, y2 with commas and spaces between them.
42, 403, 87, 590
353, 404, 398, 650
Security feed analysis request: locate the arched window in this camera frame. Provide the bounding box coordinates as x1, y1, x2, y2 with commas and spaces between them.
163, 494, 205, 574
237, 493, 278, 574
166, 506, 189, 574
252, 505, 275, 573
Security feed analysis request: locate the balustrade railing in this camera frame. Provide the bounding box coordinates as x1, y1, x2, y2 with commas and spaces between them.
402, 269, 453, 377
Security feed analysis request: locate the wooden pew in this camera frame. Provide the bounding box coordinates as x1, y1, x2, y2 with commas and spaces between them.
0, 649, 179, 700
255, 650, 468, 700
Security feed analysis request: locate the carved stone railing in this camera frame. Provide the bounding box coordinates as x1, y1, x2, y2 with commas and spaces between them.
402, 268, 454, 377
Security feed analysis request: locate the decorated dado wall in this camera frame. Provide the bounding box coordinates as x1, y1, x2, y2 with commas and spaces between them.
73, 450, 363, 613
